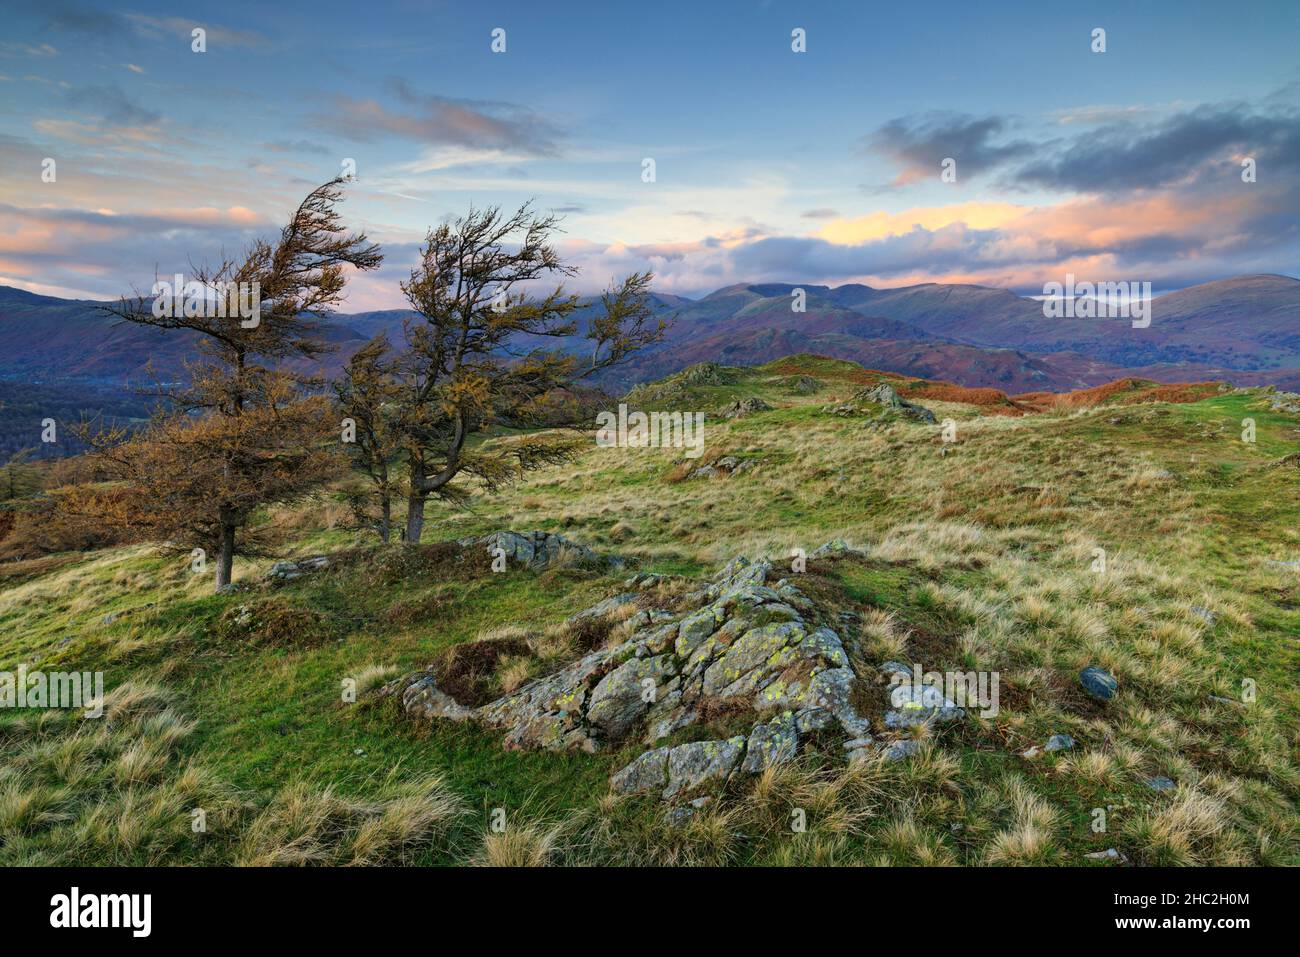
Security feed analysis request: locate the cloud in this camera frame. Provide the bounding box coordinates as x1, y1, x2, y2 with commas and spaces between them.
62, 84, 159, 127
1015, 104, 1300, 192
313, 79, 560, 155
0, 42, 58, 57
866, 112, 1034, 187
43, 4, 269, 49
0, 203, 277, 302
263, 139, 332, 156
123, 14, 270, 49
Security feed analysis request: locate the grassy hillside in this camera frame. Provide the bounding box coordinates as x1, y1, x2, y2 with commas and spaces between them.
1, 356, 1296, 866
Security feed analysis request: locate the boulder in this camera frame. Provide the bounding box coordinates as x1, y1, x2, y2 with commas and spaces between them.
719, 397, 772, 419
265, 555, 329, 581
1079, 666, 1118, 701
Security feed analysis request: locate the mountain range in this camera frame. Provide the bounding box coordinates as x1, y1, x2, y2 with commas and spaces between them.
2, 274, 1298, 398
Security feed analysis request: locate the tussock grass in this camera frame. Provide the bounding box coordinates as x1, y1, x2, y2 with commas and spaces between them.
3, 370, 1297, 866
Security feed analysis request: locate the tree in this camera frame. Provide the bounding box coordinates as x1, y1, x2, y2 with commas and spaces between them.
387, 203, 667, 542
334, 335, 404, 542
0, 449, 42, 501
74, 179, 382, 589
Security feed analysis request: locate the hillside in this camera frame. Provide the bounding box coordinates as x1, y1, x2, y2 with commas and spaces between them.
3, 276, 1298, 412
2, 355, 1296, 866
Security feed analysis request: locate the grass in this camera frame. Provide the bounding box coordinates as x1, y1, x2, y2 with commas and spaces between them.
1, 357, 1297, 865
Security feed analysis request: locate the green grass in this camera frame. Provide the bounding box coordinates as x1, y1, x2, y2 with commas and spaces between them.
2, 364, 1297, 865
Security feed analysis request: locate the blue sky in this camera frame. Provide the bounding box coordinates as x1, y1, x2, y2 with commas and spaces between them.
1, 0, 1298, 308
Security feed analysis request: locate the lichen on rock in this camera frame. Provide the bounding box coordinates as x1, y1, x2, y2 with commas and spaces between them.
382, 542, 941, 801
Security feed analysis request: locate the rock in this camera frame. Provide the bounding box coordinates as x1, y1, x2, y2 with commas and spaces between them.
663, 736, 746, 799
675, 608, 720, 658
884, 680, 965, 728
740, 713, 799, 773
1085, 848, 1128, 862
1045, 733, 1075, 752
880, 739, 921, 761
265, 555, 329, 581
1144, 775, 1177, 792
458, 530, 624, 571
1189, 605, 1217, 625
571, 592, 640, 623
587, 654, 675, 739
719, 397, 772, 419
1267, 391, 1300, 414
689, 455, 758, 479
794, 707, 834, 732
1079, 666, 1118, 701
395, 674, 474, 721
610, 747, 669, 795
1020, 746, 1042, 759
810, 538, 867, 559
392, 547, 875, 801
824, 383, 936, 424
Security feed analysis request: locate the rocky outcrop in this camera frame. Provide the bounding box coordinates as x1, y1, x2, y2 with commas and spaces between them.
265, 556, 329, 581
687, 455, 758, 479
383, 548, 942, 801
822, 383, 937, 424
719, 397, 773, 418
456, 530, 625, 571
1267, 391, 1300, 414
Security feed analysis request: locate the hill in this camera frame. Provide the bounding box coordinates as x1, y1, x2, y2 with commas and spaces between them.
2, 354, 1296, 866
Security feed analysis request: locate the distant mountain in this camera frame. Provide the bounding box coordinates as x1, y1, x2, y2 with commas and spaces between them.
2, 274, 1298, 396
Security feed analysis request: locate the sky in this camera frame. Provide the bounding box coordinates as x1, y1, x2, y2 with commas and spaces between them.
1, 0, 1298, 311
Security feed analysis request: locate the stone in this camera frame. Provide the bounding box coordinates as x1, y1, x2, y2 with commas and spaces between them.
881, 739, 921, 761
1085, 848, 1128, 862
1045, 733, 1075, 752
458, 530, 624, 571
585, 654, 676, 739
884, 681, 965, 728
397, 674, 474, 721
1079, 666, 1118, 701
824, 383, 937, 424
610, 747, 669, 795
663, 736, 746, 799
674, 608, 720, 658
719, 397, 772, 419
810, 538, 863, 559
740, 713, 799, 773
388, 547, 880, 800
1144, 775, 1177, 792
571, 592, 639, 622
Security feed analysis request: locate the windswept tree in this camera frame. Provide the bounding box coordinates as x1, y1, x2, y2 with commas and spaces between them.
0, 449, 42, 502
73, 179, 382, 589
334, 335, 404, 542
381, 203, 667, 543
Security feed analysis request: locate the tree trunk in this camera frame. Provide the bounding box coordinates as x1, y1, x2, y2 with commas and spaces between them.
215, 521, 236, 591
378, 495, 392, 544
404, 491, 427, 544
